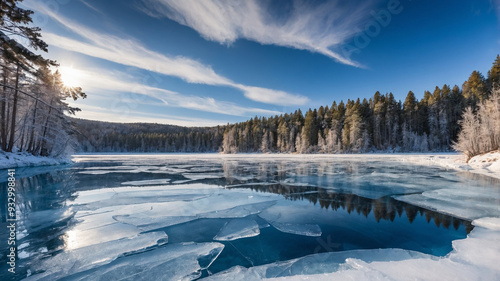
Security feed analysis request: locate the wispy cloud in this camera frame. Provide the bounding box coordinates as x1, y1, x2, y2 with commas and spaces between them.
79, 0, 105, 16
64, 66, 282, 117
25, 0, 308, 106
139, 0, 375, 67
73, 104, 229, 127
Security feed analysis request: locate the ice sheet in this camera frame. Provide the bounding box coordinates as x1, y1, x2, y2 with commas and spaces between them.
201, 248, 432, 280
183, 173, 224, 180
214, 218, 260, 241
25, 231, 168, 280
394, 185, 500, 220
68, 184, 279, 238
65, 222, 141, 250
120, 179, 171, 185
271, 223, 322, 237
200, 200, 277, 219
57, 242, 224, 281
20, 154, 500, 281
19, 207, 75, 232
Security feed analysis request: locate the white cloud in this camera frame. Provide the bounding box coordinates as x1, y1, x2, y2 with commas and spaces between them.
25, 0, 309, 106
140, 0, 375, 67
72, 104, 228, 127
64, 66, 282, 118
237, 85, 309, 106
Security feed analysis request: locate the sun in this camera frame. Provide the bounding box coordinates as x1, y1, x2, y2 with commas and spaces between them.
59, 66, 82, 88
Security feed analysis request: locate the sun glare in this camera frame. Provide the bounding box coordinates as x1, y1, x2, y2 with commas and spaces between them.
59, 66, 82, 88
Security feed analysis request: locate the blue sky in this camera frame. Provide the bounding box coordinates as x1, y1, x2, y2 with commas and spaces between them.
23, 0, 500, 126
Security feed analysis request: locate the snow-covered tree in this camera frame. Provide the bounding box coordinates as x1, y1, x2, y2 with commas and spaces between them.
453, 86, 500, 160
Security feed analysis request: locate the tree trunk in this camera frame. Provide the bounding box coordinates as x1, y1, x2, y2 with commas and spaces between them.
38, 99, 53, 156
27, 99, 38, 153
6, 63, 19, 152
1, 65, 9, 151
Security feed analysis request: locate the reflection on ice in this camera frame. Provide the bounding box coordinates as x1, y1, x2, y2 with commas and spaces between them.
239, 183, 473, 232
64, 223, 141, 250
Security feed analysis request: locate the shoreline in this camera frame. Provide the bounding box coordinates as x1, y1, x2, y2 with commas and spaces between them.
0, 151, 72, 170
2, 151, 499, 181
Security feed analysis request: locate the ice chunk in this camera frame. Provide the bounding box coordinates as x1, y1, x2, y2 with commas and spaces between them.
114, 199, 277, 232
83, 165, 138, 170
58, 242, 224, 281
26, 232, 167, 280
258, 202, 322, 237
201, 248, 431, 280
200, 200, 277, 219
65, 222, 141, 250
78, 165, 164, 175
18, 242, 29, 250
93, 186, 279, 231
394, 185, 500, 220
120, 179, 171, 185
472, 217, 500, 231
115, 215, 199, 232
18, 250, 31, 259
449, 217, 500, 269
182, 173, 224, 180
214, 218, 260, 241
20, 207, 75, 232
271, 223, 322, 237
72, 184, 221, 210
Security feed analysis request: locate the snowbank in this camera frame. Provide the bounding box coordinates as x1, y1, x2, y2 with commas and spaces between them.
467, 150, 500, 174
0, 151, 71, 170
402, 151, 500, 180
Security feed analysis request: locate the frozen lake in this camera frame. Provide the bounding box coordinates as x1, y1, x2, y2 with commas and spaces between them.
1, 154, 499, 280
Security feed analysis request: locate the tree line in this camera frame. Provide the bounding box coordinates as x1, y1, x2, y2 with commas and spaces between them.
222, 55, 500, 155
73, 119, 224, 153
0, 0, 85, 157
74, 55, 500, 156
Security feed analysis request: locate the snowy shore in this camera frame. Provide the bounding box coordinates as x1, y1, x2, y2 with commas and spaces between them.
403, 151, 500, 180
0, 151, 72, 170
3, 151, 499, 180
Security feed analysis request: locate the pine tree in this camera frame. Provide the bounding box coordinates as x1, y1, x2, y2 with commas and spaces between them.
223, 126, 238, 154
463, 71, 487, 105
487, 55, 500, 89
403, 91, 417, 132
